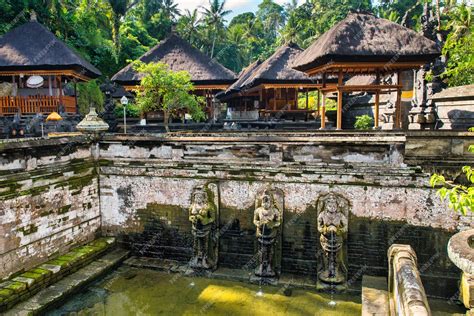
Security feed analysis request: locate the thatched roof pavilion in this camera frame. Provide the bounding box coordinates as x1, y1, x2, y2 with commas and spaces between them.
0, 16, 101, 80
112, 34, 236, 91
292, 11, 440, 129
0, 13, 101, 116
220, 43, 324, 120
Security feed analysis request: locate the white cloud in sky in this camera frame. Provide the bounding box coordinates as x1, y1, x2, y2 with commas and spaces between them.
174, 0, 303, 17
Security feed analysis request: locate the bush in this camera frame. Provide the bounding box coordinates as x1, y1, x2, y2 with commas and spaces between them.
114, 102, 141, 118
354, 115, 374, 130
77, 80, 104, 115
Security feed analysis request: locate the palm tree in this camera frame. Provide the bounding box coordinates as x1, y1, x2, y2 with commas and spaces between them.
107, 0, 140, 53
161, 0, 180, 22
181, 9, 200, 43
201, 0, 232, 58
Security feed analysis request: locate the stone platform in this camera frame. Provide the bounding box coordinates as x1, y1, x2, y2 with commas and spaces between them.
6, 249, 129, 316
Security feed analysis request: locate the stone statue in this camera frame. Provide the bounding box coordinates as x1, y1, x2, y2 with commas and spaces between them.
252, 188, 283, 283
408, 2, 446, 130
99, 80, 118, 132
316, 193, 349, 291
188, 184, 218, 272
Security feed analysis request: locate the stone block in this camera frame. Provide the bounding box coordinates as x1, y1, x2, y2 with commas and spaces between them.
361, 275, 389, 316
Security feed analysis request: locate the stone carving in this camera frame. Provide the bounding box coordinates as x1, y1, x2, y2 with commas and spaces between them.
388, 244, 431, 315
188, 183, 219, 272
99, 80, 118, 132
316, 192, 349, 291
252, 188, 283, 284
409, 3, 446, 130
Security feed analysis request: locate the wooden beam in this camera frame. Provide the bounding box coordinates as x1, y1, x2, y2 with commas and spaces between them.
305, 61, 427, 77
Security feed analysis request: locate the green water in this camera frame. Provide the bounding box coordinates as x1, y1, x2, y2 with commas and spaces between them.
46, 266, 465, 316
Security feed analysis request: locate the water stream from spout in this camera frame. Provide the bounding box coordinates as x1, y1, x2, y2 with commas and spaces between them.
328, 229, 337, 308
256, 224, 265, 297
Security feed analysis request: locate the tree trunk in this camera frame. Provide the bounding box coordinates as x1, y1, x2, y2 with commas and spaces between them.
210, 25, 217, 59
163, 111, 170, 133
113, 14, 121, 55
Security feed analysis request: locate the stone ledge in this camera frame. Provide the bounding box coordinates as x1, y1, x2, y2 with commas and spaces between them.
0, 237, 116, 312
6, 248, 129, 316
361, 275, 389, 316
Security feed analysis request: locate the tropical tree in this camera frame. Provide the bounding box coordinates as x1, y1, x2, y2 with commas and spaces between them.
431, 143, 474, 215
77, 80, 105, 115
107, 0, 139, 53
161, 0, 180, 22
441, 1, 473, 86
133, 61, 205, 132
201, 0, 231, 58
177, 9, 200, 44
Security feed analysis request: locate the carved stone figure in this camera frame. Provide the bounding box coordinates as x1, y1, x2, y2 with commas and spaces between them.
189, 184, 219, 271
253, 188, 283, 283
99, 80, 118, 132
316, 193, 349, 291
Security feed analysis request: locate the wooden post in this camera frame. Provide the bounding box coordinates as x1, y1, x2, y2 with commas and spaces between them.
273, 88, 276, 111
321, 93, 326, 129
306, 88, 310, 110
74, 79, 78, 114
374, 90, 380, 129
395, 71, 402, 129
58, 75, 63, 113
316, 89, 320, 115
336, 70, 343, 130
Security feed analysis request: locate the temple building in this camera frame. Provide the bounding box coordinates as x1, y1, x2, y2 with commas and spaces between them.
0, 13, 101, 116
292, 11, 440, 130
111, 34, 236, 120
218, 43, 323, 121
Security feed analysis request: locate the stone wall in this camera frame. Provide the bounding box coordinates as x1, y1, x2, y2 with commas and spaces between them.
1, 131, 472, 298
0, 137, 101, 279
98, 131, 473, 298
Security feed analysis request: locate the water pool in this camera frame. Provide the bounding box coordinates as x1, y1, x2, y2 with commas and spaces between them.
45, 266, 465, 316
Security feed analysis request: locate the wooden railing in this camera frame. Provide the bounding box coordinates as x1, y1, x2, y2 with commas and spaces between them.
0, 95, 76, 115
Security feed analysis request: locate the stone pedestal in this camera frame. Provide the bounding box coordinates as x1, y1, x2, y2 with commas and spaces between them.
448, 229, 474, 311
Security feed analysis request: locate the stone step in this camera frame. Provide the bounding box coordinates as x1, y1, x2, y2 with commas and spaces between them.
361, 275, 390, 316
5, 248, 129, 316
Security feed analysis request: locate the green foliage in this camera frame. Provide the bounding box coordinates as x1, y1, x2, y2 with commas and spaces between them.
0, 0, 471, 87
133, 61, 205, 131
114, 102, 141, 118
441, 2, 474, 87
354, 115, 374, 130
430, 139, 474, 215
77, 80, 105, 115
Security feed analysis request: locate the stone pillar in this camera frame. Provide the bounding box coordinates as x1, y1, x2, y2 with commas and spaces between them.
388, 244, 431, 316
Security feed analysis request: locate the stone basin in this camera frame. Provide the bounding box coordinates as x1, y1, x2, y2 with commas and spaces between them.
448, 229, 474, 275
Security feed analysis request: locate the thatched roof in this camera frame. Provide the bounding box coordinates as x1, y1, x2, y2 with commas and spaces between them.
293, 12, 440, 73
0, 20, 101, 79
220, 60, 262, 98
240, 43, 315, 88
111, 34, 236, 85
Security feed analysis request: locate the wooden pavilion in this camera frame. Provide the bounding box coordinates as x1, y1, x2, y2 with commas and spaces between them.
0, 13, 101, 116
111, 34, 236, 119
292, 11, 440, 129
219, 43, 324, 121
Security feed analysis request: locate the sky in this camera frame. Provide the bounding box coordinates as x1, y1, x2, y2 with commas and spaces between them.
174, 0, 303, 20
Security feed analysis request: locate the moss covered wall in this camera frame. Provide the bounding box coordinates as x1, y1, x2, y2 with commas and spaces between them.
98, 133, 473, 298
0, 137, 100, 279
